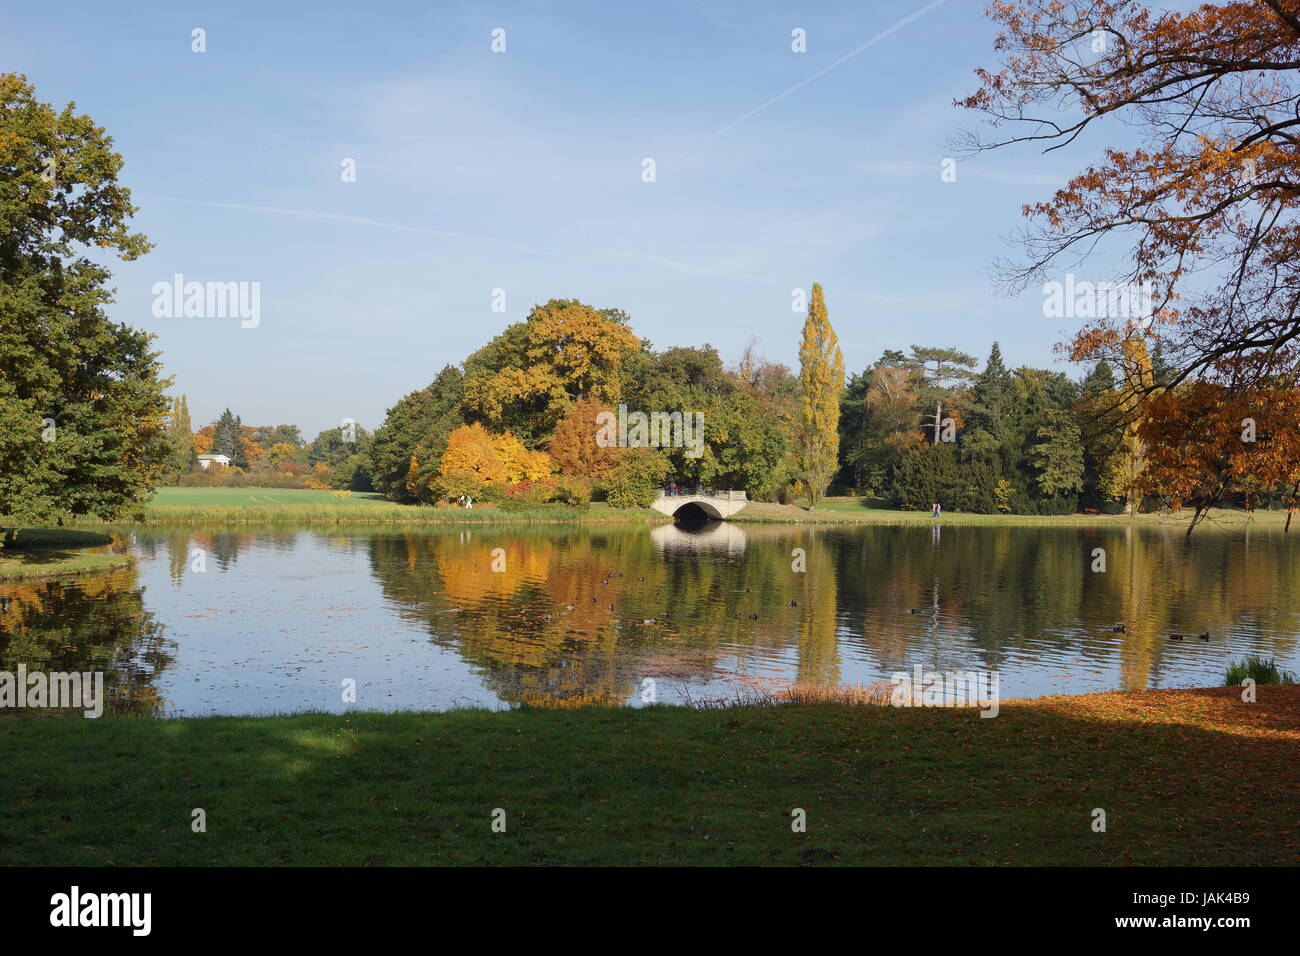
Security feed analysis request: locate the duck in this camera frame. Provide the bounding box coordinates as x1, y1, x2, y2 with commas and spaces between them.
1169, 633, 1184, 641
790, 600, 799, 607
607, 604, 615, 611
641, 618, 657, 625
564, 605, 576, 612
748, 613, 759, 620
1110, 624, 1127, 633
637, 576, 645, 582
1198, 632, 1210, 641
906, 609, 920, 615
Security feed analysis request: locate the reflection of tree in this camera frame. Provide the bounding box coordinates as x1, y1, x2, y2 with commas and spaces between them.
796, 531, 840, 683
0, 566, 174, 715
831, 523, 1300, 690
367, 527, 821, 706
366, 522, 1299, 705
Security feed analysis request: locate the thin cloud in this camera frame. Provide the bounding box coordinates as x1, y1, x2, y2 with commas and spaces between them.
141, 194, 561, 258
685, 0, 951, 154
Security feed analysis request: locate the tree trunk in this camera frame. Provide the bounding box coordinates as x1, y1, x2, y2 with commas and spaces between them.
933, 399, 942, 444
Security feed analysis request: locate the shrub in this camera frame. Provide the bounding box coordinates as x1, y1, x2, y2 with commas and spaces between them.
553, 475, 592, 507
504, 479, 561, 506
1225, 656, 1297, 686
602, 448, 669, 508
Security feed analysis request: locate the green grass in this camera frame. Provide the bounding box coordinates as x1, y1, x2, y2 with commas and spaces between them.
731, 496, 1294, 528
3, 686, 1296, 866
1225, 655, 1299, 686
0, 528, 131, 581
137, 488, 666, 525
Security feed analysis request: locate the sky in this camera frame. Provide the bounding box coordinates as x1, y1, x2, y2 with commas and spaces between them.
3, 0, 1133, 437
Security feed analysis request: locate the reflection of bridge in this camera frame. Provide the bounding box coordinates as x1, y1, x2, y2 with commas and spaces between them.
650, 489, 748, 520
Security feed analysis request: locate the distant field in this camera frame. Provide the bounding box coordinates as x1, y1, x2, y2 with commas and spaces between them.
136, 487, 663, 525
150, 488, 390, 507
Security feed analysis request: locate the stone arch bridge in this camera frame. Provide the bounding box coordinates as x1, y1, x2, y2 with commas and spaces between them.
650, 489, 748, 520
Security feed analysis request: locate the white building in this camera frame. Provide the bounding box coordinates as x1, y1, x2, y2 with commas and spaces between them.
196, 453, 232, 470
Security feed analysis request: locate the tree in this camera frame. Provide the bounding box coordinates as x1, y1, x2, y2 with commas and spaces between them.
164, 395, 195, 479
1138, 380, 1300, 536
796, 283, 844, 511
1111, 336, 1158, 514
368, 365, 465, 502
968, 343, 1016, 467
548, 398, 620, 480
602, 447, 669, 508
309, 425, 370, 468
0, 73, 169, 536
436, 423, 552, 495
462, 299, 642, 442
255, 424, 303, 449
902, 346, 979, 445
1028, 410, 1086, 498
960, 0, 1300, 388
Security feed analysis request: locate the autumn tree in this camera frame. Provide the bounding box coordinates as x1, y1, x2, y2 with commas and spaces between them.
796, 284, 845, 511
960, 0, 1300, 387
0, 73, 170, 536
462, 300, 642, 443
548, 398, 620, 480
1139, 380, 1300, 535
436, 423, 553, 497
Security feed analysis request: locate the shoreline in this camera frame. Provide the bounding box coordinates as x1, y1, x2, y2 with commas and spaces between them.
0, 529, 133, 582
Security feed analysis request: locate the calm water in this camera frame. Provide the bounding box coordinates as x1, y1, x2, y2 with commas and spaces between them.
2, 521, 1297, 716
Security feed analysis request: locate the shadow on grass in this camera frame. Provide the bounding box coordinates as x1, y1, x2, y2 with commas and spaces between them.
1, 685, 1297, 866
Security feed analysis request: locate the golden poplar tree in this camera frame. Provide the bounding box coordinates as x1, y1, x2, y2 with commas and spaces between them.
796, 283, 844, 511
1107, 334, 1157, 515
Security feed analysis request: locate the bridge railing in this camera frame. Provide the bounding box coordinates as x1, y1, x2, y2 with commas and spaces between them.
656, 488, 747, 502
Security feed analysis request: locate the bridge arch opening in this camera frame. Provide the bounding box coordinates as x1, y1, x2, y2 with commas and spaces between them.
672, 501, 723, 527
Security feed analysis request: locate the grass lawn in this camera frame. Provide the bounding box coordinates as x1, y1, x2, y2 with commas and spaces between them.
0, 528, 131, 581
733, 496, 1295, 528
3, 685, 1296, 866
140, 487, 665, 525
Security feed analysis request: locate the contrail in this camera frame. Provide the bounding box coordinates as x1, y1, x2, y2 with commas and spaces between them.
141, 194, 560, 257
685, 0, 950, 153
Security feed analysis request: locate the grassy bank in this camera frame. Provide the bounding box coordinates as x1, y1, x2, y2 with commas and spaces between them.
733, 496, 1295, 528
3, 685, 1296, 866
0, 529, 131, 581
134, 488, 667, 525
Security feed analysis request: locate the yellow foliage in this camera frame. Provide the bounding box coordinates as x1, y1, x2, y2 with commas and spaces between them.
439, 423, 553, 487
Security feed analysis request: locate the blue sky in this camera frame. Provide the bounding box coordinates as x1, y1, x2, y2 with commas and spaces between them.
5, 0, 1113, 436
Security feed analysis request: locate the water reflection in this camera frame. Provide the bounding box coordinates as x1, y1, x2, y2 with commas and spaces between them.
0, 523, 1295, 715
0, 566, 174, 715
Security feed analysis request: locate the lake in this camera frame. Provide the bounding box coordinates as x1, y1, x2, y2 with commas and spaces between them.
2, 521, 1297, 716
